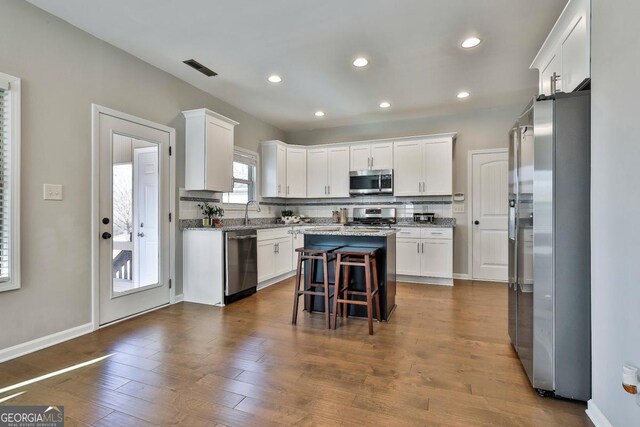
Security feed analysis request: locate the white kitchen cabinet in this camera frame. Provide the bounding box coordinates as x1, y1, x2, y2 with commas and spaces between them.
396, 227, 453, 285
394, 137, 453, 196
261, 141, 306, 198
393, 140, 423, 196
396, 238, 422, 276
423, 139, 452, 195
531, 0, 590, 95
306, 148, 329, 198
183, 109, 238, 192
183, 230, 224, 305
420, 239, 453, 279
286, 147, 307, 198
257, 228, 293, 283
260, 140, 287, 197
306, 146, 350, 198
327, 146, 350, 197
349, 142, 393, 171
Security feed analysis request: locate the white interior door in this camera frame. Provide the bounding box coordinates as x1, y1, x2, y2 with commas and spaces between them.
98, 111, 171, 325
472, 151, 509, 281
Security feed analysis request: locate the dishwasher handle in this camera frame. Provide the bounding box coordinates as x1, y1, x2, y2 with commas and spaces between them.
227, 235, 257, 240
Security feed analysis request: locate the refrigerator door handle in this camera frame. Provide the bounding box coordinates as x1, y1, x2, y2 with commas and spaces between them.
508, 204, 517, 240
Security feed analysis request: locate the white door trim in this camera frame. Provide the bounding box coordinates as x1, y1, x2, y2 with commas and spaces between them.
467, 148, 508, 281
91, 104, 176, 331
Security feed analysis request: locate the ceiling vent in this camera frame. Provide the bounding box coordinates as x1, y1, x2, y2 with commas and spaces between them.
183, 59, 217, 77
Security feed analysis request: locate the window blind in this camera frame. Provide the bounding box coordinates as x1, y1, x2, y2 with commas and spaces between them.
234, 150, 257, 167
0, 85, 11, 282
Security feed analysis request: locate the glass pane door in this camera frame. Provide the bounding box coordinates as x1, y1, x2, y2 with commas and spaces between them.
112, 134, 159, 296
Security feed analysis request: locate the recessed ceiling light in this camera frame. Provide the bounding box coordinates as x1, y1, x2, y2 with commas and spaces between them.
315, 111, 325, 117
457, 91, 470, 99
379, 101, 391, 109
268, 74, 282, 83
461, 37, 482, 49
352, 57, 369, 67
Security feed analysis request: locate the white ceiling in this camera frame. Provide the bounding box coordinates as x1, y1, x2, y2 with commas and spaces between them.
27, 0, 567, 131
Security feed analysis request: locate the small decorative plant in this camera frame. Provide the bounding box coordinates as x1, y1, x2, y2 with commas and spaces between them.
281, 209, 294, 218
198, 202, 224, 227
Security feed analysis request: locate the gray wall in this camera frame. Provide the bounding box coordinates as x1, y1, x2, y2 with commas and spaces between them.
0, 0, 284, 349
286, 103, 525, 276
590, 0, 640, 424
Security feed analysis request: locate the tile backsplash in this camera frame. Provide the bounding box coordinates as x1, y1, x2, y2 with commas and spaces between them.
179, 189, 452, 221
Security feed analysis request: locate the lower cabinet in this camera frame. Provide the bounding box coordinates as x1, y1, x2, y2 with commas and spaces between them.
257, 228, 293, 283
396, 227, 453, 284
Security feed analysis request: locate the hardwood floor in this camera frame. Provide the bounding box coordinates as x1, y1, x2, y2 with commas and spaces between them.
0, 279, 591, 426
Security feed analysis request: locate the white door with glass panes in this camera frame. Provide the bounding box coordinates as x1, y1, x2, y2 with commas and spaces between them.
306, 148, 328, 198
97, 108, 172, 325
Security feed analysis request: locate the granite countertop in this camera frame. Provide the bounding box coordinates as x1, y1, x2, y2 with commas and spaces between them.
395, 218, 456, 228
294, 226, 398, 237
181, 217, 455, 231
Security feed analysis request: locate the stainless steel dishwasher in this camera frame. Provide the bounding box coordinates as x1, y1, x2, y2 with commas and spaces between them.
225, 229, 258, 304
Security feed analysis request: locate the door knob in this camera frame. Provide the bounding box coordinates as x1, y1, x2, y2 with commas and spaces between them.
102, 217, 110, 225
137, 232, 145, 238
474, 220, 480, 225
102, 232, 112, 240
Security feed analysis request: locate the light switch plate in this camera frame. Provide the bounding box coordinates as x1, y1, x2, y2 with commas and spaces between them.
453, 204, 465, 214
43, 184, 63, 201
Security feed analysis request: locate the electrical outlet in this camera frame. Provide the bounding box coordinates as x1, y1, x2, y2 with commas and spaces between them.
43, 184, 63, 201
453, 204, 465, 214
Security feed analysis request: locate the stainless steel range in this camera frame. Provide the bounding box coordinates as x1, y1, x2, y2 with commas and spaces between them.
347, 208, 396, 227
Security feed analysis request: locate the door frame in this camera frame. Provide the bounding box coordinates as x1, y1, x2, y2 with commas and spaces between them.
91, 104, 176, 330
467, 148, 509, 282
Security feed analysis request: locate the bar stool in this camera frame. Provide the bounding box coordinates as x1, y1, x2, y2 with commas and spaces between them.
292, 245, 341, 329
332, 246, 381, 335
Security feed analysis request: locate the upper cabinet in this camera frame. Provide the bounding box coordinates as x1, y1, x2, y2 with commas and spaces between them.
531, 0, 590, 96
286, 146, 307, 198
394, 136, 454, 197
183, 108, 238, 192
260, 141, 307, 198
307, 146, 350, 198
350, 142, 393, 171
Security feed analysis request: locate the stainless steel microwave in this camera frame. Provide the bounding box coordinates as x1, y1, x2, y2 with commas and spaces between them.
349, 169, 394, 195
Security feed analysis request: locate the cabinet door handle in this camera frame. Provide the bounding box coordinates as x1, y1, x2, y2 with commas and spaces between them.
327, 185, 330, 195
421, 242, 424, 253
417, 242, 420, 253
278, 184, 281, 194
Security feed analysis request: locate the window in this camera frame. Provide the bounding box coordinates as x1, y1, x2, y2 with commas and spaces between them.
0, 72, 20, 292
223, 150, 257, 205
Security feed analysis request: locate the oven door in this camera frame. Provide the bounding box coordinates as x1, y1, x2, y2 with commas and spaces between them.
350, 170, 382, 195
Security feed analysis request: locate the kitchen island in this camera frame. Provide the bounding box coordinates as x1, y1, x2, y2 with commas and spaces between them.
295, 227, 397, 320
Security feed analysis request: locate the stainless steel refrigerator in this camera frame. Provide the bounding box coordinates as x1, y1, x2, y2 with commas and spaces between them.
508, 91, 591, 401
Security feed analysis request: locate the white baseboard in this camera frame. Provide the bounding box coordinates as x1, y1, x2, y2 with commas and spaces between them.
174, 294, 184, 303
257, 271, 295, 291
0, 322, 94, 363
586, 400, 614, 427
453, 273, 470, 280
397, 275, 454, 286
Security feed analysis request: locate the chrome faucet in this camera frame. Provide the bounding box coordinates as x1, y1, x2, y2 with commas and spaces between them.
244, 200, 261, 225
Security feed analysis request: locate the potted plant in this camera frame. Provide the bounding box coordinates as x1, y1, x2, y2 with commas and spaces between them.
198, 202, 224, 227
